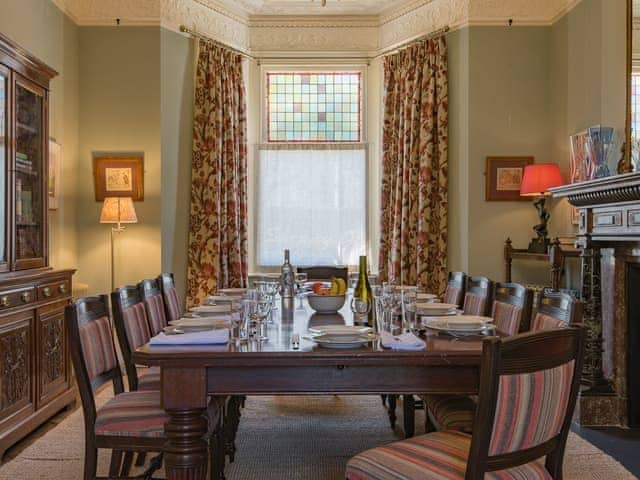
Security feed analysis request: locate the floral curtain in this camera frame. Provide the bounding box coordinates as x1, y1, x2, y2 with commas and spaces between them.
186, 40, 249, 306
378, 36, 448, 294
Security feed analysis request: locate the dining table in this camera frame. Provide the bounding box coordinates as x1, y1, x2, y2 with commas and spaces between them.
133, 295, 491, 480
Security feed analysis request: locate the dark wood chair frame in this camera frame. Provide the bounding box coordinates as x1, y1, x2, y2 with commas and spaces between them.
158, 272, 181, 322
66, 295, 166, 479
464, 326, 586, 479
463, 276, 495, 316
445, 271, 467, 307
297, 265, 349, 283
111, 285, 149, 393
493, 282, 534, 333
139, 277, 168, 335
535, 289, 584, 327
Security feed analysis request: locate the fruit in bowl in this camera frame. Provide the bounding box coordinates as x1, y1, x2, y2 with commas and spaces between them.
311, 278, 347, 296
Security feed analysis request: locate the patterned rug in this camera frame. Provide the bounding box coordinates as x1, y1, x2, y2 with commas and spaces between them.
0, 391, 634, 479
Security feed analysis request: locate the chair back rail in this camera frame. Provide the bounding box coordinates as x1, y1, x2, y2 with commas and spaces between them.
65, 295, 124, 437
530, 289, 583, 331
491, 282, 534, 334
443, 271, 466, 307
297, 266, 349, 283
159, 272, 182, 322
462, 276, 495, 316
111, 285, 149, 391
139, 278, 168, 335
466, 327, 586, 479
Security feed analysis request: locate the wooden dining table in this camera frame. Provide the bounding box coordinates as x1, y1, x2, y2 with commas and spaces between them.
133, 296, 489, 480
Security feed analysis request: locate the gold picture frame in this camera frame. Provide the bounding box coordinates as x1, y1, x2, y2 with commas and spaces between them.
93, 153, 144, 201
485, 156, 534, 201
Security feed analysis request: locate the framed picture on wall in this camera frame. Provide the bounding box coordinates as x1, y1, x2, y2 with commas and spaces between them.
485, 156, 534, 201
93, 152, 144, 201
48, 138, 61, 210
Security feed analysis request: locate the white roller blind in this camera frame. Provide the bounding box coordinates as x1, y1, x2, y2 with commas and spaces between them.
257, 146, 367, 267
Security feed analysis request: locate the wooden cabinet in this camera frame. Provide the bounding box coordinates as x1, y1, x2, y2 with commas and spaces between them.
0, 33, 75, 460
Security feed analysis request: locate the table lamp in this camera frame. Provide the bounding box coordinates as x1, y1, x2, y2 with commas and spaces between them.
520, 163, 564, 253
100, 197, 138, 290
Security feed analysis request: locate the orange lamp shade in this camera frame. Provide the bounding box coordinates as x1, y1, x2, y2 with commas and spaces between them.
100, 197, 138, 224
520, 163, 564, 197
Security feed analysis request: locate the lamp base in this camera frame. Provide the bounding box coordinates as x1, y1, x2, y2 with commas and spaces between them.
527, 237, 550, 254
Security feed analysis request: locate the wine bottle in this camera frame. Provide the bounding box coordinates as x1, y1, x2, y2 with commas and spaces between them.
280, 249, 295, 299
352, 255, 374, 328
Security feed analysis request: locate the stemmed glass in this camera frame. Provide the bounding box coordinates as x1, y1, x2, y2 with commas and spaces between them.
350, 296, 372, 325
295, 272, 308, 309
250, 295, 272, 341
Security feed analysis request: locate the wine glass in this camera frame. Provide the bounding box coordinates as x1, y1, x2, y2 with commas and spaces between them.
251, 295, 272, 341
350, 296, 372, 325
295, 272, 308, 309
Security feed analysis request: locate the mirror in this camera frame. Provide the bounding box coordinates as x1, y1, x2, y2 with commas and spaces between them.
626, 0, 637, 173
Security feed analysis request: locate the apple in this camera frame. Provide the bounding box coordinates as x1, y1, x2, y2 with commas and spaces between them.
312, 282, 325, 294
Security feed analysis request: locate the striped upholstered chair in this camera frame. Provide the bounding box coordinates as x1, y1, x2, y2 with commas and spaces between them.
66, 295, 169, 479
159, 272, 182, 322
462, 276, 494, 316
111, 285, 160, 392
443, 271, 466, 307
420, 283, 535, 434
139, 277, 168, 336
346, 326, 586, 480
530, 289, 583, 331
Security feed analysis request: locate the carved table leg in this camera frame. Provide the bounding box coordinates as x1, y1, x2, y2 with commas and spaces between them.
164, 408, 209, 480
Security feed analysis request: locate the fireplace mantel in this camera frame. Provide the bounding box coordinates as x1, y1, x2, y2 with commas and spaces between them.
551, 173, 640, 427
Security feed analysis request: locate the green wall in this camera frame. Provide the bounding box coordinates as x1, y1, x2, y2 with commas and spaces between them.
77, 27, 162, 294
160, 28, 194, 302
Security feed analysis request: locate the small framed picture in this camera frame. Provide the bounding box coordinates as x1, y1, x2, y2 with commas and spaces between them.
48, 139, 61, 210
93, 153, 144, 201
485, 156, 534, 201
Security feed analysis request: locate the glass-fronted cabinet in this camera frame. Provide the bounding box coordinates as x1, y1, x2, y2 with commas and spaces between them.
13, 78, 45, 269
0, 65, 7, 272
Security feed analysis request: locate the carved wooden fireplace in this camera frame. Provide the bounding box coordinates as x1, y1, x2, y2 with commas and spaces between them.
552, 172, 640, 427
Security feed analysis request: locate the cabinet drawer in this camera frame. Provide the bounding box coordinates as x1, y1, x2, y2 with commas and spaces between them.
37, 280, 70, 302
0, 286, 37, 311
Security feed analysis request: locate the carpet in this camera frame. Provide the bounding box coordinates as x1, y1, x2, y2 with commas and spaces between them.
0, 391, 635, 479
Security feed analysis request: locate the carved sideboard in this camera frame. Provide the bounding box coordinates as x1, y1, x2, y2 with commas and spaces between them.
0, 33, 76, 459
551, 172, 640, 427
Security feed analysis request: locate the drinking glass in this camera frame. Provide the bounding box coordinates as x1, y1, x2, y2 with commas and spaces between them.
350, 296, 372, 325
239, 299, 256, 343
295, 272, 308, 309
401, 290, 417, 333
252, 295, 272, 341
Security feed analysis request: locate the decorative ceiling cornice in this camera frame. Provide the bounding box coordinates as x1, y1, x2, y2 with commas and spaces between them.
248, 15, 380, 28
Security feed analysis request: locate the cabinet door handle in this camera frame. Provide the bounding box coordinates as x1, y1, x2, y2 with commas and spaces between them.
43, 287, 51, 297
58, 284, 67, 294
0, 296, 9, 307
21, 292, 30, 303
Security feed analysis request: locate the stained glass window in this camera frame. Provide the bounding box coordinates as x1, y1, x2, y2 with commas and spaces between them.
266, 72, 361, 142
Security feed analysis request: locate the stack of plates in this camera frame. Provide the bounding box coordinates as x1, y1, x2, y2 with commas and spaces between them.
165, 317, 230, 334
416, 293, 439, 301
206, 295, 242, 304
424, 315, 493, 333
416, 302, 458, 316
307, 325, 375, 349
189, 304, 232, 315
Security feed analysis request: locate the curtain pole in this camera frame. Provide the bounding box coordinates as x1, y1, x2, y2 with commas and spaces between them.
179, 25, 255, 60
374, 26, 450, 59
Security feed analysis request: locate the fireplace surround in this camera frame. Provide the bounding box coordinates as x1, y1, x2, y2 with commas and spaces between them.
551, 172, 640, 427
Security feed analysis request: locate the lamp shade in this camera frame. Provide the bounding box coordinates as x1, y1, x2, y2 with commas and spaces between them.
520, 163, 564, 196
100, 197, 138, 224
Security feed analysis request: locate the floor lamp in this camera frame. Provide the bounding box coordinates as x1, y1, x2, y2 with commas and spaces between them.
100, 197, 138, 291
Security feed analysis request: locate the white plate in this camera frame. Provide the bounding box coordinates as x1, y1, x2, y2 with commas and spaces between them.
416, 293, 439, 301
169, 317, 230, 328
312, 335, 375, 349
163, 325, 215, 334
190, 304, 232, 313
218, 288, 247, 295
206, 295, 241, 304
308, 325, 373, 337
424, 315, 493, 333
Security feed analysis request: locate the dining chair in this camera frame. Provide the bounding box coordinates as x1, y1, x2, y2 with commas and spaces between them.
66, 294, 169, 479
462, 276, 494, 316
111, 285, 160, 392
346, 326, 586, 480
530, 289, 583, 331
159, 272, 182, 322
419, 282, 534, 435
297, 265, 349, 283
443, 271, 466, 307
139, 277, 168, 336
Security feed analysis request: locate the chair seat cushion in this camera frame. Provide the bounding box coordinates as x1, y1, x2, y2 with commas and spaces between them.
345, 430, 552, 480
138, 366, 161, 391
421, 394, 476, 433
95, 391, 168, 438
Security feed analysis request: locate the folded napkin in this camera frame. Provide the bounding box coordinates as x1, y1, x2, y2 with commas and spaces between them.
380, 331, 426, 351
149, 328, 229, 346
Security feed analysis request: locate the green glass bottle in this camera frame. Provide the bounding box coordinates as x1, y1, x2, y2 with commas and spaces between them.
352, 255, 374, 329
